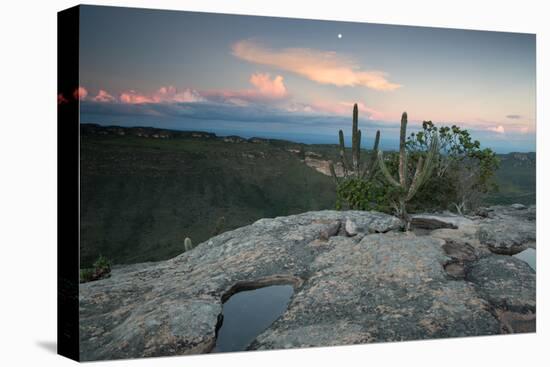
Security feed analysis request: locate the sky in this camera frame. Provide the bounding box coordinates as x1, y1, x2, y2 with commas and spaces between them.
74, 5, 536, 152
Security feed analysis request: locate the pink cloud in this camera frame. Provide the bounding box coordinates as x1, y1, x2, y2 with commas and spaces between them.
249, 73, 287, 99
73, 86, 88, 100
119, 90, 154, 104
117, 86, 205, 104
93, 89, 116, 103
232, 40, 401, 91
92, 73, 287, 107
202, 72, 289, 104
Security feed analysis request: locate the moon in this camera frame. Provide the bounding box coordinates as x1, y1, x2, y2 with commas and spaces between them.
337, 33, 343, 39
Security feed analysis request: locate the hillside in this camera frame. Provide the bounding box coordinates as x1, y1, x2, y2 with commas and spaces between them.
80, 124, 336, 267
486, 152, 536, 205
80, 124, 535, 266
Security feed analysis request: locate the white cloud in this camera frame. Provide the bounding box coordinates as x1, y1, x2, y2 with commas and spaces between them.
488, 125, 505, 134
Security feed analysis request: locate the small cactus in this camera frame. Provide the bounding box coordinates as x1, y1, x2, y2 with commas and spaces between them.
184, 237, 193, 252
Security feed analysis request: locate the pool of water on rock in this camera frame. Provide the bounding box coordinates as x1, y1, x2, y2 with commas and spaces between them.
513, 248, 536, 271
212, 285, 294, 353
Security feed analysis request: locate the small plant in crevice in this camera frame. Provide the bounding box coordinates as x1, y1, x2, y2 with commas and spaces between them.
80, 255, 112, 283
79, 268, 95, 283
184, 237, 194, 252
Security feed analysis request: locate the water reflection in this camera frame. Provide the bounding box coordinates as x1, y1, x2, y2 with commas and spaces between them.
212, 285, 294, 353
513, 248, 536, 271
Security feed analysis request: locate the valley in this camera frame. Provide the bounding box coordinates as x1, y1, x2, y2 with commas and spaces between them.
80, 124, 535, 266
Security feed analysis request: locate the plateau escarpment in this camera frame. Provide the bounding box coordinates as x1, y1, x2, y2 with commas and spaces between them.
79, 204, 536, 361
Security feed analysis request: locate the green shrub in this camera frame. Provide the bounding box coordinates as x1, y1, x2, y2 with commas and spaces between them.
332, 117, 500, 217
93, 255, 111, 272
335, 177, 395, 212
79, 268, 95, 283
406, 121, 500, 214
80, 255, 112, 283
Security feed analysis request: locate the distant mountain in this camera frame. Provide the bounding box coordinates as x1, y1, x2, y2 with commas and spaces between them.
81, 123, 291, 144
498, 152, 536, 167
486, 152, 536, 205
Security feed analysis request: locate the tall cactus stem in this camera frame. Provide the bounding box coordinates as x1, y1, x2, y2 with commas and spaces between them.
351, 104, 359, 172
398, 112, 408, 187
330, 103, 380, 184
377, 111, 439, 227
338, 130, 349, 177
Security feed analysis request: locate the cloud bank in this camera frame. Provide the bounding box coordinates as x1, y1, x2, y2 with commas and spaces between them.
85, 73, 288, 108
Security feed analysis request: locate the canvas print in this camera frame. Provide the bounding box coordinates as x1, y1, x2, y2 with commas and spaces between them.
58, 5, 536, 361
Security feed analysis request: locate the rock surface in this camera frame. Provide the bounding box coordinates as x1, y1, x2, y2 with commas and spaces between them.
80, 205, 536, 361
304, 156, 344, 177
467, 255, 536, 313
479, 205, 536, 254
411, 213, 466, 229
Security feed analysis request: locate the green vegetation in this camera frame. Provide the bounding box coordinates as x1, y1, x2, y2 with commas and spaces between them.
329, 104, 380, 182
328, 104, 381, 210
332, 115, 510, 220
335, 179, 391, 212
486, 152, 535, 205
378, 113, 439, 226
80, 255, 112, 283
80, 125, 335, 267
360, 119, 501, 218
80, 268, 95, 283
406, 121, 500, 214
80, 124, 534, 266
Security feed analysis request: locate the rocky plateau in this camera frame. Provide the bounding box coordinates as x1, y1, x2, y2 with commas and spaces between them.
79, 204, 536, 360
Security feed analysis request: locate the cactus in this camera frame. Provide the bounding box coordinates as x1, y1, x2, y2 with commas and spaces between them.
184, 237, 193, 252
377, 112, 439, 228
329, 103, 380, 184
